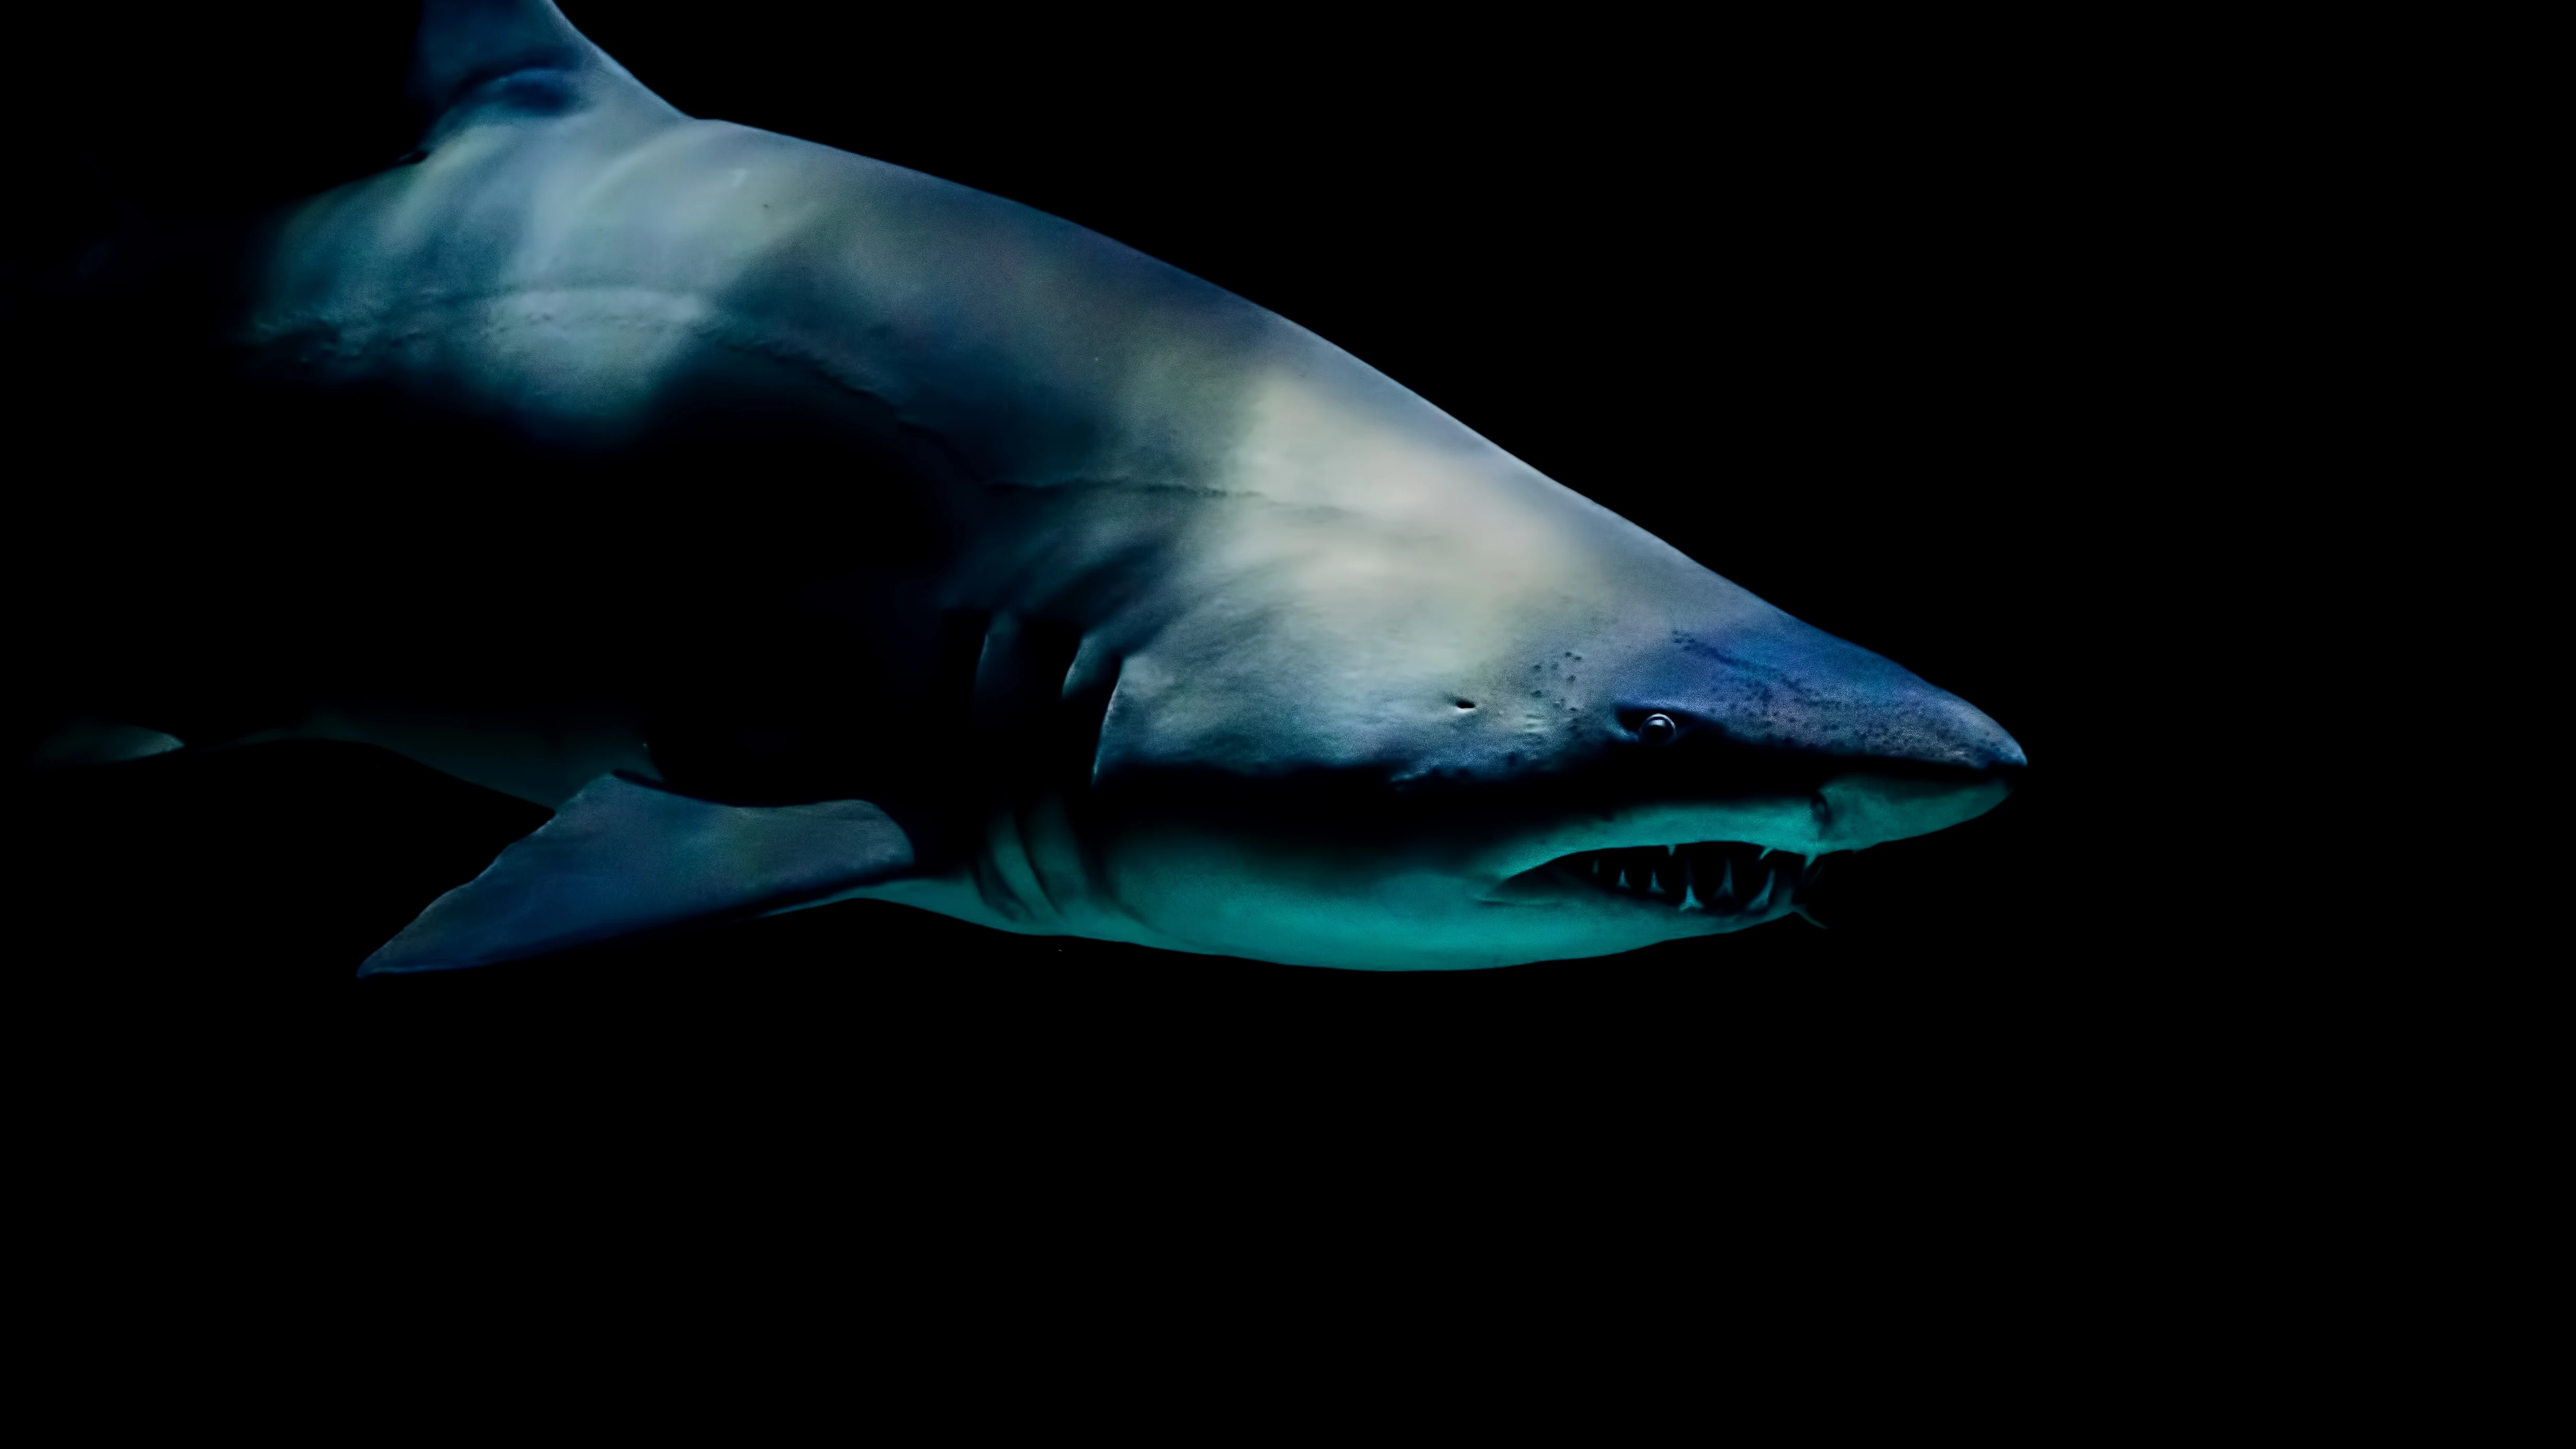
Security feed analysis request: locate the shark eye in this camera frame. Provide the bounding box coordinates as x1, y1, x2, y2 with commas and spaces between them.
1636, 712, 1680, 745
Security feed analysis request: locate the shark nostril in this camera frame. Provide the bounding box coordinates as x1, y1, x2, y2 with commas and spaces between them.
1454, 700, 1475, 710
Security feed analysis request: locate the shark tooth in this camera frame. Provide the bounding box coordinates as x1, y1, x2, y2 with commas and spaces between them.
1745, 866, 1777, 913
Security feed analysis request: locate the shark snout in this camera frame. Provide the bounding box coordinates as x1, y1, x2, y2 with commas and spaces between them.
1654, 605, 2025, 776
1726, 615, 2023, 851
1810, 760, 2014, 854
1899, 686, 2026, 774
1573, 597, 2027, 859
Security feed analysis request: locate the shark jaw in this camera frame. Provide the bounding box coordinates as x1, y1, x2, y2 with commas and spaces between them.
1487, 841, 1826, 930
1460, 764, 2012, 941
1033, 763, 2016, 971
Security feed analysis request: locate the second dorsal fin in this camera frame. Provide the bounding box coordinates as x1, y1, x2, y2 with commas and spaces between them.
409, 0, 680, 146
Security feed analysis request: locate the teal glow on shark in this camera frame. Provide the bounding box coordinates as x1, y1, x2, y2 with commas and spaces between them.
26, 1, 2023, 973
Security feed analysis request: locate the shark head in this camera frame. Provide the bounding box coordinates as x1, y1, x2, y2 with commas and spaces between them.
1046, 353, 2026, 970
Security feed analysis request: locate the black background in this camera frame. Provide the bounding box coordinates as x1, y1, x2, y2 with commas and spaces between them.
5, 4, 2222, 1181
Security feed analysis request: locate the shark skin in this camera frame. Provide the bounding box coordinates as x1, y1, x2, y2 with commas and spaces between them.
31, 1, 2025, 973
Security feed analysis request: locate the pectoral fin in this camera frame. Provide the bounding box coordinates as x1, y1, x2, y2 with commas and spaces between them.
359, 773, 914, 974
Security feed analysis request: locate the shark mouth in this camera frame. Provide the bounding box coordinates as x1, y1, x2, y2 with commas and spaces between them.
1512, 841, 1828, 920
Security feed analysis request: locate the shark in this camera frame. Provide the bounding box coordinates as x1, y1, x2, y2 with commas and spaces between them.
20, 0, 2025, 974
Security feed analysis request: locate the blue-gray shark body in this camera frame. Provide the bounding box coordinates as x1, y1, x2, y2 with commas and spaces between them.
27, 1, 2023, 973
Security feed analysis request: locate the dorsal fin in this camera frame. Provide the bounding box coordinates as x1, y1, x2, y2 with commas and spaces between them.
409, 0, 681, 146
